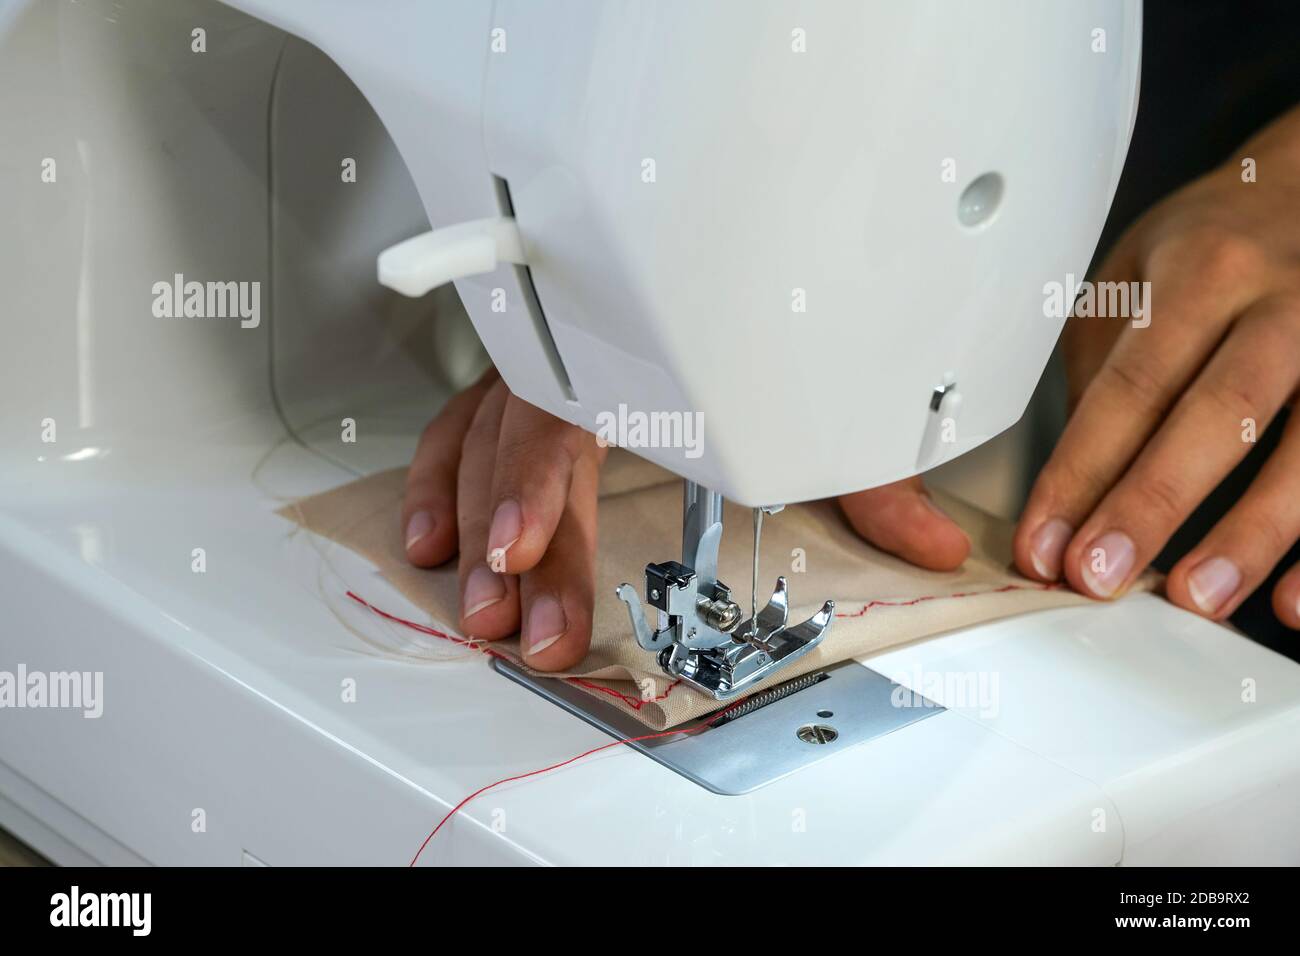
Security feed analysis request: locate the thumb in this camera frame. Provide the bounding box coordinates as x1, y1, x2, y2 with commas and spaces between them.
838, 477, 969, 571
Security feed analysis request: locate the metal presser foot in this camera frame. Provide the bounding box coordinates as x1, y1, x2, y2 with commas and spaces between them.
615, 482, 834, 701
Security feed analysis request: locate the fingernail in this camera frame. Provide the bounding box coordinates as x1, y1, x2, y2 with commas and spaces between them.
524, 594, 566, 657
1186, 556, 1241, 615
405, 510, 435, 552
487, 498, 522, 572
462, 564, 506, 620
1080, 530, 1136, 598
1029, 518, 1073, 580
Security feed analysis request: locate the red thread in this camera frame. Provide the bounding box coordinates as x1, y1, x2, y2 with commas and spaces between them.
346, 581, 1058, 709
344, 590, 677, 707
834, 581, 1061, 618
406, 695, 750, 866
346, 591, 504, 657
345, 578, 1064, 865
567, 675, 682, 710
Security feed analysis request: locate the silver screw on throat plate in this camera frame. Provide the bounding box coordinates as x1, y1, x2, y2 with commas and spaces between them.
796, 723, 839, 745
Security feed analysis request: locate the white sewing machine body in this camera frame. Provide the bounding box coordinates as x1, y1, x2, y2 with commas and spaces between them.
2, 0, 1299, 865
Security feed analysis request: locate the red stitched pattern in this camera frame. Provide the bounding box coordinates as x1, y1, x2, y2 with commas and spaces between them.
834, 581, 1061, 618
347, 581, 1060, 712
345, 579, 1066, 864
344, 591, 676, 709
567, 675, 682, 710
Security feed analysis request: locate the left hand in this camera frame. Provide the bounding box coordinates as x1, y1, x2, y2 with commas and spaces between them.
1013, 104, 1300, 628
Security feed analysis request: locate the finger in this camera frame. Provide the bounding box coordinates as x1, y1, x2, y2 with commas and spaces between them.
485, 395, 607, 574
517, 449, 601, 671
838, 477, 970, 572
1060, 239, 1139, 412
402, 367, 498, 567
1272, 561, 1300, 631
1165, 401, 1300, 620
1015, 235, 1265, 582
456, 380, 520, 639
1018, 246, 1136, 580
1064, 296, 1300, 599
1061, 314, 1123, 415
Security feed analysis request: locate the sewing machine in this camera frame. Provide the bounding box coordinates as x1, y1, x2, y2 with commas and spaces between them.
3, 0, 1300, 866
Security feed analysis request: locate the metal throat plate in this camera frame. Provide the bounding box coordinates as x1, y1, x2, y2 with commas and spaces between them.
492, 658, 944, 795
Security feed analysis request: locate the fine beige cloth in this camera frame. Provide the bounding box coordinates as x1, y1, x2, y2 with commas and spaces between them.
280, 451, 1157, 729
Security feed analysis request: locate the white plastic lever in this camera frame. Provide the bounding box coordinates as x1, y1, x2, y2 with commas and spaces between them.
377, 217, 526, 298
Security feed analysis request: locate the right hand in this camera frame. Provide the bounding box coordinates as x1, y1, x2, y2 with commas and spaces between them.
403, 368, 970, 671
401, 368, 607, 672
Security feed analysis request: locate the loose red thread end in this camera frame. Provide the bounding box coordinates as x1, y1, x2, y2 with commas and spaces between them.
341, 590, 698, 865
344, 578, 1066, 865
405, 704, 745, 867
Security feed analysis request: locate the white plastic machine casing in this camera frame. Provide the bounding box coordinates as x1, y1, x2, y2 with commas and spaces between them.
2, 0, 1299, 866
477, 1, 1142, 506
230, 0, 1143, 507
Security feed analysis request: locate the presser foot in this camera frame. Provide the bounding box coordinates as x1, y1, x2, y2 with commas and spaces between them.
660, 577, 834, 700
616, 557, 834, 701
615, 483, 834, 701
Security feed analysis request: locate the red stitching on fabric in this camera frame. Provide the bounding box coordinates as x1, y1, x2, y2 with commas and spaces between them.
567, 675, 682, 710
834, 581, 1061, 618
344, 591, 677, 707
347, 581, 1061, 709
345, 580, 1065, 864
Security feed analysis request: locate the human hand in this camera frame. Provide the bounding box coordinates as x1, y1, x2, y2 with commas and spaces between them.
1014, 105, 1300, 628
403, 368, 973, 670
401, 368, 607, 671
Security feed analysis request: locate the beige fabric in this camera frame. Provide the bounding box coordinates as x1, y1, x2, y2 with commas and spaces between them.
279, 451, 1158, 729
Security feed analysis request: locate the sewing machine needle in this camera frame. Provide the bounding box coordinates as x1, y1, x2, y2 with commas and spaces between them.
750, 506, 762, 639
